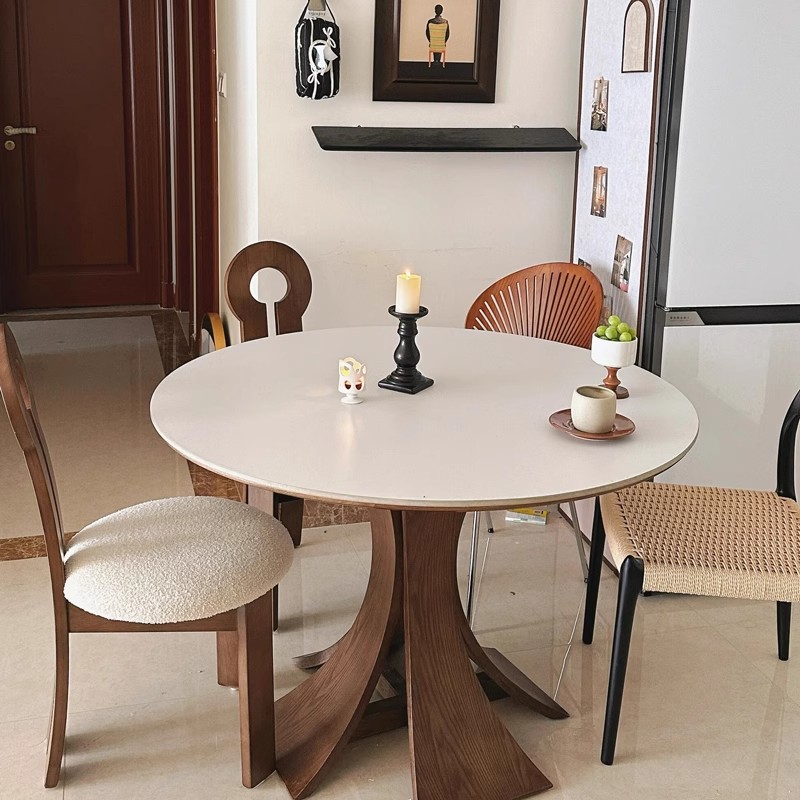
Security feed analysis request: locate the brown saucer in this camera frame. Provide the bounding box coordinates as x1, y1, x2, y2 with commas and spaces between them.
548, 409, 636, 440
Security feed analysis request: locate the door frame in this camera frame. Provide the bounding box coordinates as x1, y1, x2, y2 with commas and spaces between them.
167, 0, 218, 348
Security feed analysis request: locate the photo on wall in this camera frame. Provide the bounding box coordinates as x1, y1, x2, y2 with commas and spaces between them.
591, 166, 608, 218
591, 78, 609, 131
397, 0, 478, 80
611, 235, 633, 293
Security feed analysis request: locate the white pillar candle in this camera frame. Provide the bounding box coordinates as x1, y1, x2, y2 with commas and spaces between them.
395, 272, 421, 314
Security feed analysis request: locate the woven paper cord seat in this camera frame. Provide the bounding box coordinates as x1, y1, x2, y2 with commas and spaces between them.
601, 483, 800, 602
583, 387, 800, 767
64, 496, 294, 624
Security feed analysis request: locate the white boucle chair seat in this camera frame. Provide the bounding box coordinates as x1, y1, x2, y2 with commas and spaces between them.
63, 496, 293, 625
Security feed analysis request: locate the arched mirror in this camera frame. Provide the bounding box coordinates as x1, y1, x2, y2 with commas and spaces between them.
621, 0, 652, 73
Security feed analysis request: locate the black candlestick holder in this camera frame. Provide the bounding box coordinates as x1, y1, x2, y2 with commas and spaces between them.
378, 305, 434, 394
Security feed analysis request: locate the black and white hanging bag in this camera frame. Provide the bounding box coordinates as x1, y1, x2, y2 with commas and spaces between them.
295, 1, 341, 100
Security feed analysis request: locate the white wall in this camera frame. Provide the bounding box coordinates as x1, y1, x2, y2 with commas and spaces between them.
572, 0, 661, 329
246, 0, 584, 336
216, 0, 259, 337
667, 0, 800, 308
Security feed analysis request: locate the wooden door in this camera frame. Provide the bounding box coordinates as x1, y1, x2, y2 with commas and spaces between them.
0, 0, 167, 311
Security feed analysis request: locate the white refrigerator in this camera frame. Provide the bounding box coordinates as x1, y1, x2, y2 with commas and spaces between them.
642, 0, 800, 491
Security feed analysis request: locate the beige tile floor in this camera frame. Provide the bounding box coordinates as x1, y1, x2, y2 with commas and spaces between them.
2, 315, 800, 799
0, 317, 193, 540
3, 517, 800, 799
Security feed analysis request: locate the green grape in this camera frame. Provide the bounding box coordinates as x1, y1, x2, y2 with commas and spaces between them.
596, 325, 608, 337
628, 328, 636, 339
605, 326, 619, 340
608, 315, 621, 327
617, 322, 630, 334
619, 332, 633, 342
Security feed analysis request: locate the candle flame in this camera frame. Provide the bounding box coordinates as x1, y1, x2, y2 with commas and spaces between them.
404, 269, 411, 277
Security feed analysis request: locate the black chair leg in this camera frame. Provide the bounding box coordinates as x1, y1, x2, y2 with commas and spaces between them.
583, 498, 606, 645
777, 601, 791, 661
601, 555, 644, 766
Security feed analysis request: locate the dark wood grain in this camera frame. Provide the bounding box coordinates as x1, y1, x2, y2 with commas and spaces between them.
170, 0, 195, 320
238, 593, 275, 788
216, 631, 239, 687
228, 242, 313, 563
192, 0, 219, 323
403, 510, 552, 799
312, 126, 581, 153
276, 507, 561, 799
0, 323, 278, 789
224, 241, 313, 341
0, 0, 166, 310
275, 510, 404, 798
465, 262, 604, 348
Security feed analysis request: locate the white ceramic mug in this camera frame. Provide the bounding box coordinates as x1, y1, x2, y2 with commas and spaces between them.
571, 386, 617, 434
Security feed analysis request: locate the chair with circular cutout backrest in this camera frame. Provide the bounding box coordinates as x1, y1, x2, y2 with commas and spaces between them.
222, 242, 314, 627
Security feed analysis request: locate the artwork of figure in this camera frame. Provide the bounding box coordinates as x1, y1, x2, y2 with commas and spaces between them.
426, 5, 450, 67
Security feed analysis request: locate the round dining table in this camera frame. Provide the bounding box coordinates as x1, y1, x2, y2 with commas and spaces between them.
150, 326, 698, 800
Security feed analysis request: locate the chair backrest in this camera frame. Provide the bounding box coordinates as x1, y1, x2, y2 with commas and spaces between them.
777, 389, 800, 500
0, 324, 66, 591
465, 263, 604, 348
224, 241, 313, 342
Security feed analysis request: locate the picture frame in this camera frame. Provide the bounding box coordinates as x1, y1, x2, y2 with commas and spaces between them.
591, 166, 608, 218
621, 0, 652, 73
611, 235, 633, 293
373, 0, 501, 103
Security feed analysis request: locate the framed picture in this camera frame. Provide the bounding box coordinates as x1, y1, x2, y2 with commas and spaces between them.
591, 166, 608, 218
611, 235, 633, 293
621, 0, 652, 73
373, 0, 501, 102
591, 78, 609, 132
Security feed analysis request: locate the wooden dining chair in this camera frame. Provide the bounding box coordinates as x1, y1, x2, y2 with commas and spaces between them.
582, 387, 800, 766
223, 241, 313, 627
0, 323, 294, 789
464, 262, 604, 623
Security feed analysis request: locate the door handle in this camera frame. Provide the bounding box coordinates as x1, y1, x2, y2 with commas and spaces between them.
4, 125, 37, 136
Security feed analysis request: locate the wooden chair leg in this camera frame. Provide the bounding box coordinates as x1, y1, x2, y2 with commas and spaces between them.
778, 601, 791, 661
275, 496, 304, 548
272, 495, 303, 632
45, 624, 69, 788
601, 556, 644, 766
216, 631, 239, 688
583, 497, 606, 645
238, 592, 275, 789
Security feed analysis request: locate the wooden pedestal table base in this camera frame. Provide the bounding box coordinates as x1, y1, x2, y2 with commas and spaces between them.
275, 509, 568, 800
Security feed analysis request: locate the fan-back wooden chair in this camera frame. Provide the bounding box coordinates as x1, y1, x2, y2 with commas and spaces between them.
0, 322, 293, 789
583, 388, 800, 766
223, 241, 313, 627
464, 262, 604, 624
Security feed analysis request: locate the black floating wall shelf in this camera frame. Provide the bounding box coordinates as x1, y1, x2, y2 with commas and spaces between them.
312, 126, 581, 153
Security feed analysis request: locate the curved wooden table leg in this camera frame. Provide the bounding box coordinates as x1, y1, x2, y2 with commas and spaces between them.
461, 630, 569, 720
291, 637, 343, 670
275, 510, 404, 799
403, 510, 553, 799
